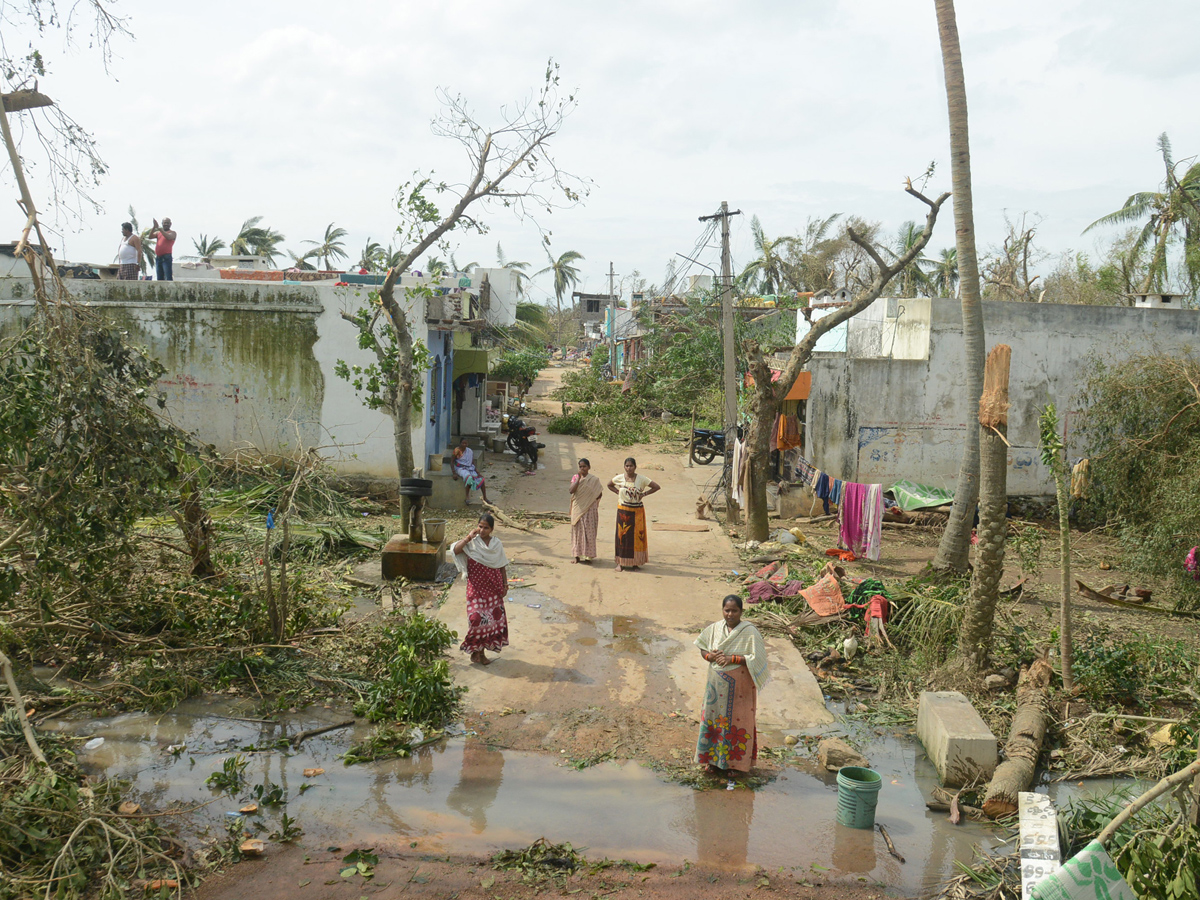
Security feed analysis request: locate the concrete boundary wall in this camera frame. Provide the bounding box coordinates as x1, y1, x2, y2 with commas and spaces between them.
806, 298, 1200, 496
0, 276, 513, 481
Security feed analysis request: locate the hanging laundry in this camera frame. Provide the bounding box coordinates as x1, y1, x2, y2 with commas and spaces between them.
794, 455, 817, 486
731, 438, 746, 508
777, 414, 804, 451
839, 482, 884, 561
770, 414, 781, 452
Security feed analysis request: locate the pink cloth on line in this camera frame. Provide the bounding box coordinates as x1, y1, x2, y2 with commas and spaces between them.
839, 482, 866, 555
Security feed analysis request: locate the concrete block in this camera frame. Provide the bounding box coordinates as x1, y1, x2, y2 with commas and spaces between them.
778, 485, 818, 518
916, 690, 998, 787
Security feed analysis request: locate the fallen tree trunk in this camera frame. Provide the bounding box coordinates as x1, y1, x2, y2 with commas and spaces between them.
982, 655, 1054, 818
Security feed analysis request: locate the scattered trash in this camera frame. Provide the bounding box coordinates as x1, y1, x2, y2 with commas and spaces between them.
411, 727, 424, 742
726, 781, 736, 791
239, 838, 266, 857
117, 801, 140, 816
302, 767, 325, 778
239, 803, 259, 815
224, 811, 244, 819
83, 737, 104, 751
527, 603, 541, 609
784, 735, 799, 746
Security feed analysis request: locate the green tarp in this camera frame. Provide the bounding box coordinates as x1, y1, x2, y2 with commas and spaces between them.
888, 479, 955, 511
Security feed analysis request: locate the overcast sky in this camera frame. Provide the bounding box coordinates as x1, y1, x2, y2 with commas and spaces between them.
6, 0, 1199, 302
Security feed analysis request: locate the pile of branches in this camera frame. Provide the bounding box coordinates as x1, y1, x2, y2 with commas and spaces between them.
1076, 351, 1200, 609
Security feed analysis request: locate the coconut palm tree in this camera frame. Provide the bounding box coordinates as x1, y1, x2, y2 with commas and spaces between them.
424, 256, 448, 278
449, 252, 477, 273
357, 239, 383, 272
285, 250, 316, 271
536, 248, 585, 313
931, 0, 988, 672
302, 223, 349, 271
496, 242, 531, 297
933, 0, 986, 577
1084, 132, 1200, 295
888, 220, 936, 297
230, 217, 286, 265
931, 247, 959, 297
383, 245, 405, 270
193, 234, 226, 258
738, 216, 797, 295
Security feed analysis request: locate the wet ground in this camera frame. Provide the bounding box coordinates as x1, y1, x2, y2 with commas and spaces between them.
48, 699, 1031, 897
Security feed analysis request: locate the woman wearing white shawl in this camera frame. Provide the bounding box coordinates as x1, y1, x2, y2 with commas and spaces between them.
452, 514, 509, 665
568, 458, 603, 563
694, 594, 769, 773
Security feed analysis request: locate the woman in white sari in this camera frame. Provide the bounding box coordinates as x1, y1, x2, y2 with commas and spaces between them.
694, 594, 769, 774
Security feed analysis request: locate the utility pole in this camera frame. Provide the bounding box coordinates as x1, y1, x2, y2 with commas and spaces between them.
608, 261, 616, 377
699, 202, 742, 515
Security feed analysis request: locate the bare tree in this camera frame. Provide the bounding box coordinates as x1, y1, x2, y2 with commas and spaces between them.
338, 60, 590, 478
0, 1, 130, 222
932, 0, 987, 573
741, 184, 950, 540
982, 212, 1047, 302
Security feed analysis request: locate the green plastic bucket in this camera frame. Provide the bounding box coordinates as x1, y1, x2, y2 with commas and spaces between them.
836, 766, 882, 829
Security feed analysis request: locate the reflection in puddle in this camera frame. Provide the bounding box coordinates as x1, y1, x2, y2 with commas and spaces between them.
53, 703, 1015, 894
596, 615, 650, 654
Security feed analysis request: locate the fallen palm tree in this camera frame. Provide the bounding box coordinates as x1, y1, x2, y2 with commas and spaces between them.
981, 654, 1055, 818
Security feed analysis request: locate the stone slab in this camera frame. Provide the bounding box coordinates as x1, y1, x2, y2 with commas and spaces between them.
916, 690, 998, 787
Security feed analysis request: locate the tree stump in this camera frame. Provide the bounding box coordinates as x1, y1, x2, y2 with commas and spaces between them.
982, 656, 1054, 818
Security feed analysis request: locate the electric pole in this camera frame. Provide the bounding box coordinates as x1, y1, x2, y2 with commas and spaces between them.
608, 262, 616, 377
699, 202, 742, 516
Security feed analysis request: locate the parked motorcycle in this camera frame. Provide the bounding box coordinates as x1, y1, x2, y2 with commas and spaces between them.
506, 416, 545, 469
690, 428, 726, 466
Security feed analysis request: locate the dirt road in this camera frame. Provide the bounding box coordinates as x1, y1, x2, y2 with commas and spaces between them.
436, 365, 831, 766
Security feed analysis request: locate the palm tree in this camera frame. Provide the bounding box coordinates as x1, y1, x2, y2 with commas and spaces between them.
301, 223, 349, 271
934, 0, 999, 675
357, 239, 383, 272
1084, 132, 1200, 295
285, 250, 316, 271
738, 216, 797, 295
933, 0, 986, 578
193, 234, 226, 258
231, 217, 286, 265
424, 256, 448, 278
512, 300, 550, 345
383, 245, 405, 270
932, 247, 959, 297
536, 248, 585, 313
889, 221, 935, 297
449, 252, 477, 273
496, 242, 531, 297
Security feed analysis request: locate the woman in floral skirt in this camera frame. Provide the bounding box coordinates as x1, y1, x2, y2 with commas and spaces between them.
452, 514, 509, 666
694, 594, 769, 774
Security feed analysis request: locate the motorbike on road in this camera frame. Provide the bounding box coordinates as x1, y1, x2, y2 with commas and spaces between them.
506, 415, 545, 470
690, 428, 726, 466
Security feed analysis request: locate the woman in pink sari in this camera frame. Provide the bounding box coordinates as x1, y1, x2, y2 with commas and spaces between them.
568, 458, 603, 563
452, 514, 509, 666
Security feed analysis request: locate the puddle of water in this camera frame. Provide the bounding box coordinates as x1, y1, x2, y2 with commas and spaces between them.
54, 702, 1015, 895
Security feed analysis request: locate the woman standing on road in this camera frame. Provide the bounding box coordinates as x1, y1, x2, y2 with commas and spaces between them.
694, 595, 769, 775
607, 457, 660, 571
452, 514, 509, 666
569, 458, 603, 563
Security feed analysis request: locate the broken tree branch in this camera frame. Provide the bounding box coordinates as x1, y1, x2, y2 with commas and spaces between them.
1096, 757, 1200, 847
0, 649, 48, 765
982, 655, 1054, 818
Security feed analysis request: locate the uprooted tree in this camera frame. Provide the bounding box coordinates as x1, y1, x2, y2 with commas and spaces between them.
741, 182, 950, 541
337, 60, 589, 479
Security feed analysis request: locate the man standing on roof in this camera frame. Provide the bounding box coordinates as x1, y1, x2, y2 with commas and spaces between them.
117, 222, 141, 280
149, 217, 177, 281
